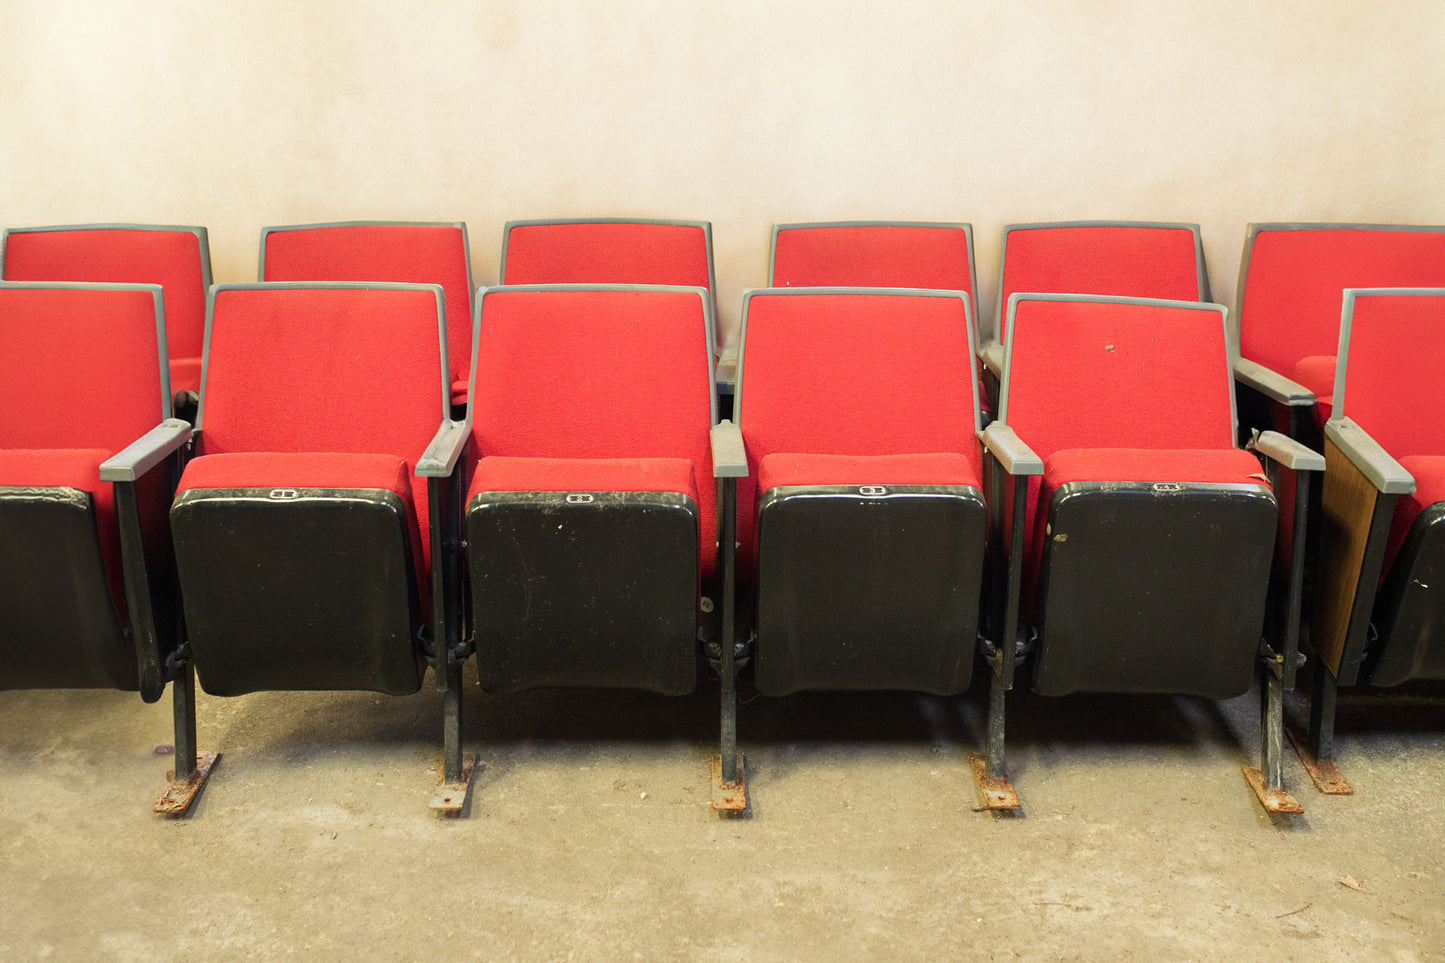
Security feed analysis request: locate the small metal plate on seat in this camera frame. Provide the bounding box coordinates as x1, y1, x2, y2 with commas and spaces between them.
969, 753, 1021, 811
154, 751, 220, 817
1243, 766, 1305, 815
1286, 729, 1354, 795
710, 756, 748, 813
429, 753, 477, 814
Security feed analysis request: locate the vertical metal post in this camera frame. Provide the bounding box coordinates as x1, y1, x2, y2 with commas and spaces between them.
719, 477, 739, 784
985, 665, 1007, 775
986, 471, 1029, 778
443, 652, 464, 783
114, 479, 165, 702
1260, 662, 1285, 789
1309, 664, 1339, 764
431, 467, 466, 785
1280, 459, 1311, 691
172, 661, 198, 781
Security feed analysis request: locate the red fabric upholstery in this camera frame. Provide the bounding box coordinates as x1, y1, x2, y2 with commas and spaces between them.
1, 286, 165, 450
177, 451, 427, 603
737, 292, 981, 569
199, 286, 446, 570
170, 357, 204, 398
1003, 298, 1237, 456
502, 221, 711, 291
2, 227, 208, 392
758, 451, 980, 494
0, 447, 121, 607
178, 451, 412, 494
1386, 455, 1445, 574
261, 224, 472, 405
469, 287, 715, 574
771, 223, 975, 308
469, 456, 696, 503
1339, 293, 1445, 457
1043, 447, 1270, 488
998, 225, 1202, 342
1292, 354, 1337, 425
1238, 227, 1445, 391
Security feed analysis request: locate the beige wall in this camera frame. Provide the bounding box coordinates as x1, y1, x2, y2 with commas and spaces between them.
3, 0, 1443, 347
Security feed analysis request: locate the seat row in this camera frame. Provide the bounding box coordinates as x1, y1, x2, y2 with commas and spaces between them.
2, 218, 1443, 819
7, 217, 1441, 407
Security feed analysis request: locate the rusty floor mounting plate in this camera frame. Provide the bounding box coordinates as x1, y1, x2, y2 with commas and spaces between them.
429, 753, 478, 814
969, 753, 1021, 811
710, 756, 748, 813
1242, 766, 1305, 815
1286, 729, 1354, 795
154, 751, 220, 817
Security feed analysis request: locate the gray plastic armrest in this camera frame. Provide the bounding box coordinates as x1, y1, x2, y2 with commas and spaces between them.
980, 339, 1005, 377
99, 419, 191, 482
711, 420, 748, 478
1249, 430, 1326, 473
981, 423, 1043, 476
417, 419, 469, 478
1325, 417, 1416, 495
1233, 357, 1315, 406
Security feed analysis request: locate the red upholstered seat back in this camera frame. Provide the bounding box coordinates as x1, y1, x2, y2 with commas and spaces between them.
770, 223, 978, 321
736, 290, 982, 559
2, 226, 209, 390
1338, 290, 1445, 458
261, 223, 472, 401
997, 223, 1204, 342
502, 220, 713, 291
198, 284, 447, 560
1001, 296, 1237, 461
1238, 226, 1445, 379
0, 284, 165, 451
469, 285, 716, 558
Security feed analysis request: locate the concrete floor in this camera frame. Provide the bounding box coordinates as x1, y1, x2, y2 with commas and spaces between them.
1, 666, 1442, 960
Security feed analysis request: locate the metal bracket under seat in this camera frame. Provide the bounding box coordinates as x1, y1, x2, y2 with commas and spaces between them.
154, 750, 220, 817
429, 752, 478, 814
711, 755, 748, 814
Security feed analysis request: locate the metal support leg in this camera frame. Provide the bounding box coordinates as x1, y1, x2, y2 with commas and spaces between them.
970, 660, 1020, 810
429, 471, 475, 814
712, 476, 747, 812
969, 462, 1023, 811
431, 652, 475, 813
174, 662, 198, 781
1261, 665, 1285, 790
1243, 655, 1303, 814
444, 656, 463, 783
154, 662, 218, 816
1289, 665, 1352, 794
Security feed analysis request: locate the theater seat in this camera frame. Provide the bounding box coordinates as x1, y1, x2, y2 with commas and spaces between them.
0, 281, 186, 695
463, 284, 725, 794
500, 218, 718, 354
1233, 224, 1445, 441
989, 293, 1322, 813
259, 221, 474, 407
1302, 288, 1445, 793
0, 225, 211, 404
728, 288, 998, 805
736, 288, 984, 691
162, 282, 466, 814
